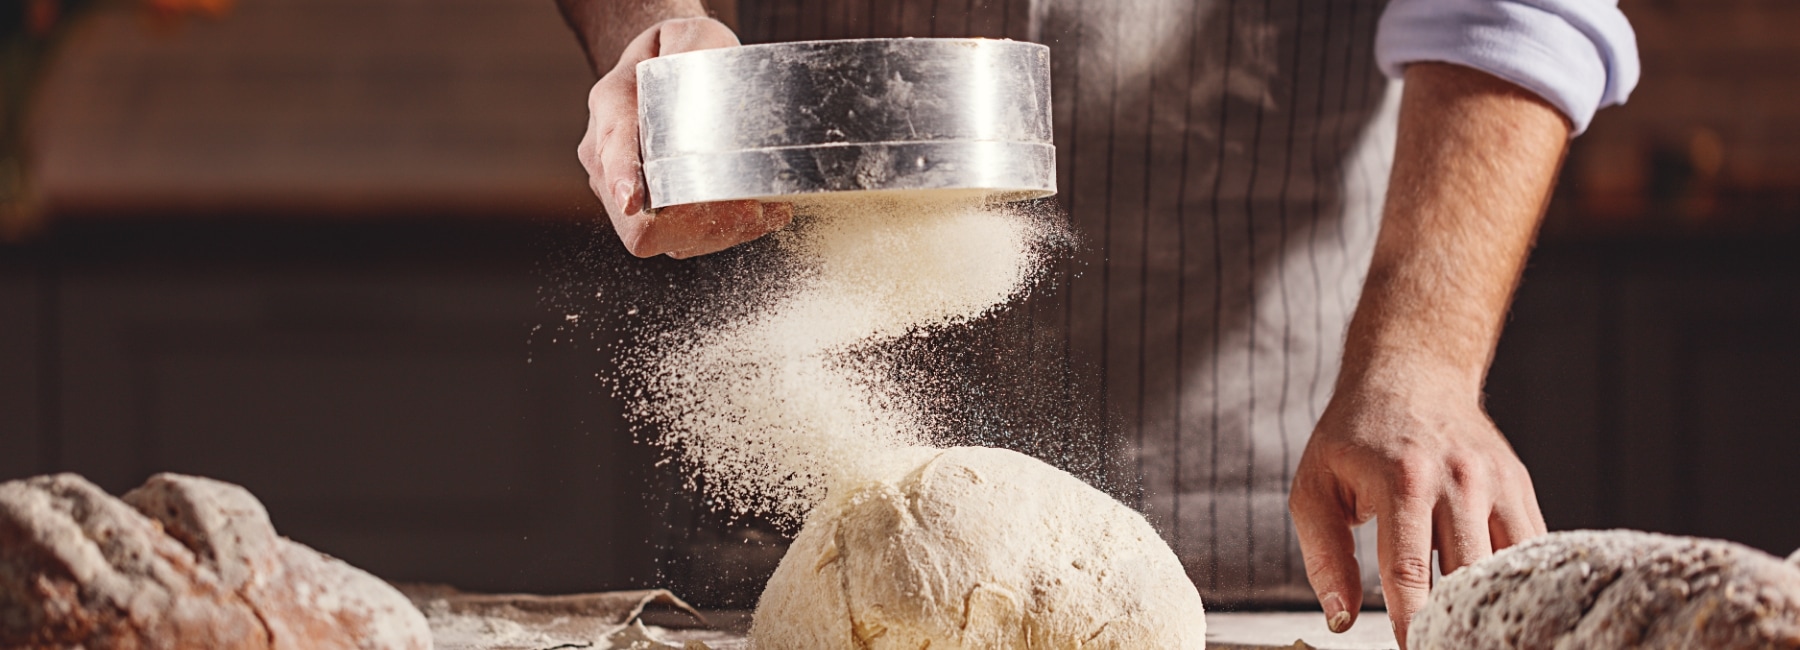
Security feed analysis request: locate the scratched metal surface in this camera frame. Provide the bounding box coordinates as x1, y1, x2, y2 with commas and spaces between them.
636, 38, 1056, 208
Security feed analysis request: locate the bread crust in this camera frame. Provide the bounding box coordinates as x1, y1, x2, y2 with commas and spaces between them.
0, 473, 430, 650
1410, 529, 1800, 649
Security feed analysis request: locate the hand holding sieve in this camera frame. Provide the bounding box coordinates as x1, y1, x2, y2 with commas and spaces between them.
636, 38, 1056, 209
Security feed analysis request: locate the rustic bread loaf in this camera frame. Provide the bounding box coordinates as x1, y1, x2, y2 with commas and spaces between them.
0, 473, 430, 650
1409, 529, 1800, 649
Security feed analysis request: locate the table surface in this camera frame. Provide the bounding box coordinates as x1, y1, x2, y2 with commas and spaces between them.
410, 587, 1401, 650
641, 613, 1401, 650
1206, 611, 1399, 650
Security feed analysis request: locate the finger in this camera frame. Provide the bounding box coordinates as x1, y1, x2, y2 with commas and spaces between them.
577, 117, 599, 176
583, 74, 640, 209
653, 17, 743, 56
1432, 495, 1492, 576
592, 75, 644, 204
1289, 474, 1364, 634
752, 201, 796, 236
591, 83, 658, 254
654, 200, 769, 258
1377, 493, 1435, 648
585, 26, 666, 249
578, 85, 610, 204
1519, 473, 1549, 536
1488, 496, 1538, 552
665, 202, 793, 258
579, 121, 612, 214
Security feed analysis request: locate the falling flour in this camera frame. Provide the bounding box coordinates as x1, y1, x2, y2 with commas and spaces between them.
627, 196, 1050, 525
621, 195, 1206, 648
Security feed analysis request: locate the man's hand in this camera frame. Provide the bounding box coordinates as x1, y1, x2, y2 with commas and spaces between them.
1291, 364, 1546, 646
577, 17, 793, 258
1288, 62, 1572, 647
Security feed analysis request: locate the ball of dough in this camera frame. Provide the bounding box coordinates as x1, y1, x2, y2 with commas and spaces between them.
750, 446, 1205, 649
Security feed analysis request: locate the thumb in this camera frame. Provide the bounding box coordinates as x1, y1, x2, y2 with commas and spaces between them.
1290, 474, 1364, 634
652, 17, 743, 57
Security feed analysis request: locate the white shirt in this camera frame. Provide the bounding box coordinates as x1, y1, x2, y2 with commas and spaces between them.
1378, 0, 1639, 134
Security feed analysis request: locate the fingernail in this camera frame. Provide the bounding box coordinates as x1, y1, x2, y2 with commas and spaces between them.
613, 179, 636, 213
1323, 592, 1351, 633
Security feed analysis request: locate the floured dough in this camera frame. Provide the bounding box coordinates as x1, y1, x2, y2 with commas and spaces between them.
750, 446, 1205, 649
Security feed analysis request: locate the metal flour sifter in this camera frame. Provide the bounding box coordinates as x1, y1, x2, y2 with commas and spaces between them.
636, 38, 1056, 209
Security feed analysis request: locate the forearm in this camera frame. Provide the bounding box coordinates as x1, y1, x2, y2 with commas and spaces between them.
557, 0, 710, 74
1340, 62, 1571, 397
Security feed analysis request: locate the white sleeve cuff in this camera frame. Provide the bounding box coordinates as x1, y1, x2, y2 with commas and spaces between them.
1376, 0, 1640, 135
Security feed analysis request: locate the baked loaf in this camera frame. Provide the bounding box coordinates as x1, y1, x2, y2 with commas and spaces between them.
0, 473, 430, 650
1409, 529, 1800, 649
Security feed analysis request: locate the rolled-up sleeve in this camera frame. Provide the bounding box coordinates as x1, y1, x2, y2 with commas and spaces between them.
1376, 0, 1640, 135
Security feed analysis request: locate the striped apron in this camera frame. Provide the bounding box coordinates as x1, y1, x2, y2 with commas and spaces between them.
736, 0, 1399, 606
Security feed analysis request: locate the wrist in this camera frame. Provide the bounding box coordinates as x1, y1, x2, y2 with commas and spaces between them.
1335, 343, 1487, 405
562, 1, 711, 74
1336, 266, 1499, 400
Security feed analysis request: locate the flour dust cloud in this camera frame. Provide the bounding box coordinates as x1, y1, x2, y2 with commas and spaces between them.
620, 196, 1063, 527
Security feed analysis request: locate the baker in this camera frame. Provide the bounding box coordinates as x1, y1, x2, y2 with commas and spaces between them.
554, 0, 1637, 645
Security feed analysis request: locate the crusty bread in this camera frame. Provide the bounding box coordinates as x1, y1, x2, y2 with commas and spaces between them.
0, 473, 430, 650
1409, 529, 1800, 649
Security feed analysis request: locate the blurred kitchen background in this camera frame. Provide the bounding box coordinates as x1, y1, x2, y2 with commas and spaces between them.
1, 0, 1796, 605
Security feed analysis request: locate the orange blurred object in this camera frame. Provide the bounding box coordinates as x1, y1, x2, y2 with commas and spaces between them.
26, 0, 60, 36
141, 0, 234, 22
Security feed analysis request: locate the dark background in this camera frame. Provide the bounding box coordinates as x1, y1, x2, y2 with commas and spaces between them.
1, 0, 1796, 605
